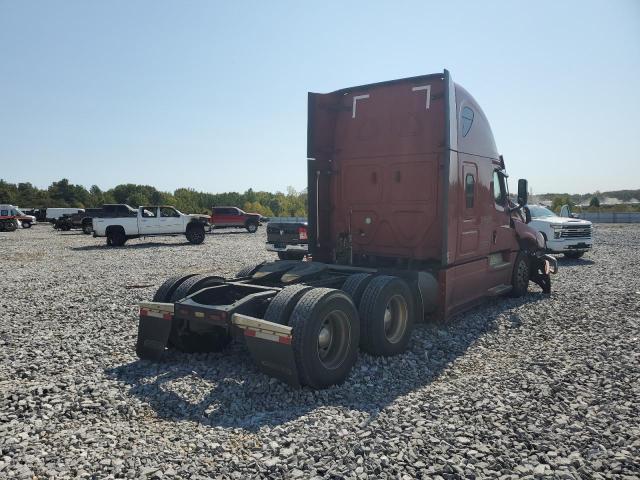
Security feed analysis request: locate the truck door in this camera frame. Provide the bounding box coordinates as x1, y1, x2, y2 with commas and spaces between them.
159, 207, 182, 232
489, 170, 516, 282
139, 207, 160, 234
214, 207, 234, 227
458, 162, 480, 258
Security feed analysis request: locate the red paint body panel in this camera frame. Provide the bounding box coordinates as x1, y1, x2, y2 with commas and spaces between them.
307, 71, 543, 319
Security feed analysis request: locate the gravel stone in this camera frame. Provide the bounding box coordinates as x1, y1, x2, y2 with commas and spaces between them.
1, 224, 639, 478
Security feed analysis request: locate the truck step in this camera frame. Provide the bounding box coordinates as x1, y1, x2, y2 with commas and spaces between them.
487, 284, 512, 296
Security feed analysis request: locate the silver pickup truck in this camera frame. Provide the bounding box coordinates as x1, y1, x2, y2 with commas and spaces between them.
92, 204, 210, 246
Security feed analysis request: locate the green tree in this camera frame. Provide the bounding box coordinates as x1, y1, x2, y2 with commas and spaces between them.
589, 196, 600, 207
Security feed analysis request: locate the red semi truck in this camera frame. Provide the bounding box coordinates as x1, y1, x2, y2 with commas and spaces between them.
136, 70, 557, 389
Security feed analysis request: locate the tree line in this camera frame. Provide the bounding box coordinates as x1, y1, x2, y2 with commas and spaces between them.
0, 179, 308, 217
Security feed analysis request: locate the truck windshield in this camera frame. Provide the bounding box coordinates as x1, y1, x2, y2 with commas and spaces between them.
529, 206, 556, 218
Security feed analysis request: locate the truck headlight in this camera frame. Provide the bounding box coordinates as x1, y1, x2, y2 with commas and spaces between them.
551, 224, 562, 239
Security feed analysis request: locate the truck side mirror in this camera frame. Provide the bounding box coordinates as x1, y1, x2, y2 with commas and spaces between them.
517, 179, 528, 206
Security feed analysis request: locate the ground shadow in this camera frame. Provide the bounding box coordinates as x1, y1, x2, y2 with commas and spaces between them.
556, 257, 595, 266
106, 292, 547, 431
70, 241, 193, 251
210, 230, 259, 235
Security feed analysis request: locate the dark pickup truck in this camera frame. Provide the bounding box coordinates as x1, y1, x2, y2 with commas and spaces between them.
265, 218, 308, 260
54, 208, 104, 234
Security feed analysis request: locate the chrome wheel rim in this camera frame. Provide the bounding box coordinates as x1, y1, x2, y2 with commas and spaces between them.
384, 294, 408, 344
317, 309, 350, 369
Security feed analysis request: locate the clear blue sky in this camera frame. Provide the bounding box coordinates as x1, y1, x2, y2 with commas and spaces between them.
1, 0, 639, 195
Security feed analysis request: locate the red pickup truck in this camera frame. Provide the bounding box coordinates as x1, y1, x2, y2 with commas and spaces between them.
211, 206, 262, 233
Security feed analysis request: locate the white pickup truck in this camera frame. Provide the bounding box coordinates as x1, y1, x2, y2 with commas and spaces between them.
92, 205, 210, 246
526, 205, 593, 259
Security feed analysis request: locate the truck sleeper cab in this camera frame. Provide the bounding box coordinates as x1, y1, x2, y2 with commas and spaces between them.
136, 70, 557, 389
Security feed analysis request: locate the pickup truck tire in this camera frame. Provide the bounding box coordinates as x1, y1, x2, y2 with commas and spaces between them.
152, 274, 197, 302
61, 224, 71, 231
289, 288, 359, 389
236, 262, 264, 278
264, 285, 314, 325
106, 227, 126, 247
564, 251, 585, 259
1, 220, 17, 232
21, 221, 32, 229
510, 253, 530, 297
185, 223, 205, 244
277, 251, 306, 261
358, 276, 414, 356
82, 221, 93, 234
170, 274, 225, 302
341, 273, 374, 309
245, 221, 258, 233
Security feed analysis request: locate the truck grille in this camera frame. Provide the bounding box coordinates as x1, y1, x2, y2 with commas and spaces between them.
560, 225, 592, 239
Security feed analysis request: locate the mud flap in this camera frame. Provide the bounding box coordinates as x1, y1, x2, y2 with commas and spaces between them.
530, 254, 557, 294
136, 302, 175, 360
232, 313, 300, 387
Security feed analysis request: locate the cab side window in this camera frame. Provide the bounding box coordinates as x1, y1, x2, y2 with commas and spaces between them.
493, 171, 506, 206
160, 207, 179, 217
142, 207, 157, 218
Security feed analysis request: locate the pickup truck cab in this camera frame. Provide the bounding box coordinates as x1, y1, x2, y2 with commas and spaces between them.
93, 205, 210, 246
211, 206, 261, 233
526, 205, 593, 258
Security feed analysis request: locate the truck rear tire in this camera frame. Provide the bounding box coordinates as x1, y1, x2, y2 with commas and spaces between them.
185, 224, 205, 244
152, 274, 197, 302
22, 221, 32, 229
341, 273, 374, 309
277, 251, 306, 261
82, 222, 93, 234
245, 221, 258, 233
236, 262, 264, 278
106, 228, 126, 247
289, 288, 359, 389
264, 285, 313, 325
510, 253, 530, 297
168, 274, 230, 352
358, 276, 414, 357
170, 274, 225, 302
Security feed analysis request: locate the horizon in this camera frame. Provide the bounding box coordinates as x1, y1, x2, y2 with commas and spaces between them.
2, 176, 638, 199
1, 1, 639, 193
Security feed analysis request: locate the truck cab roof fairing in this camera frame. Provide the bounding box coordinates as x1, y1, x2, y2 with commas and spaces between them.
454, 83, 499, 160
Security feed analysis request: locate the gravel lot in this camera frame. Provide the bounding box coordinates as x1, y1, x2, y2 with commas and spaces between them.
1, 224, 639, 479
